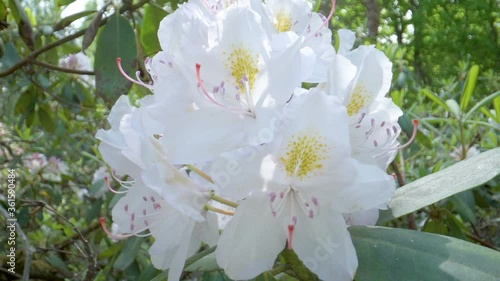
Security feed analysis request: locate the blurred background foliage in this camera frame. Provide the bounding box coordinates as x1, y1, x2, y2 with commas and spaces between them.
0, 0, 499, 280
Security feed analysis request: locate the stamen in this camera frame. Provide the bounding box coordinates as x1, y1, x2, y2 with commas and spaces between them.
110, 171, 134, 188
305, 0, 336, 42
104, 176, 128, 194
99, 217, 150, 240
196, 64, 244, 113
116, 58, 153, 90
396, 119, 419, 149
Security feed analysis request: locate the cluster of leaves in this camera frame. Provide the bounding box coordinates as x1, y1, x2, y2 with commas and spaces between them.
0, 0, 499, 280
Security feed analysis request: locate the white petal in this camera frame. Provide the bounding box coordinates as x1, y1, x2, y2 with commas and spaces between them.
333, 161, 396, 213
344, 208, 379, 226
327, 54, 357, 103
210, 145, 272, 200
337, 29, 356, 54
161, 108, 246, 164
142, 163, 208, 222
216, 192, 287, 279
293, 211, 357, 281
345, 46, 393, 100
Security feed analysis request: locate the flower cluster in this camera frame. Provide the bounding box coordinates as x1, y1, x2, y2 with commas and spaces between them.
96, 0, 413, 280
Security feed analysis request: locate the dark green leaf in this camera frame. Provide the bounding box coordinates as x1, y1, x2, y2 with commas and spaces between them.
38, 106, 56, 133
113, 236, 146, 270
1, 41, 21, 68
350, 226, 500, 281
379, 148, 500, 223
15, 91, 34, 114
94, 14, 137, 102
449, 195, 476, 224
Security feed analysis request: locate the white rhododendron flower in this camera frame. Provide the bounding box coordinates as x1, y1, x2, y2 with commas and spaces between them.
103, 181, 218, 281
95, 0, 412, 280
211, 92, 395, 280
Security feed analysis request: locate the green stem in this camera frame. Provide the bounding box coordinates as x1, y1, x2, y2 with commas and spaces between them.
210, 193, 239, 208
281, 249, 319, 281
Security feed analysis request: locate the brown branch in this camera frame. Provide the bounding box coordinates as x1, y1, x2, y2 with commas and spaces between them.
55, 220, 101, 250
0, 0, 149, 78
32, 60, 95, 75
391, 161, 418, 230
465, 232, 499, 251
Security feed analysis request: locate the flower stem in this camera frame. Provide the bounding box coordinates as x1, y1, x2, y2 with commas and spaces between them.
205, 204, 235, 216
281, 249, 319, 281
185, 164, 214, 183
210, 193, 239, 208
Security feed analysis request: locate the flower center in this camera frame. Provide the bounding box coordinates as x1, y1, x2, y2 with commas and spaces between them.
274, 11, 293, 32
280, 132, 329, 180
347, 84, 372, 116
225, 46, 259, 92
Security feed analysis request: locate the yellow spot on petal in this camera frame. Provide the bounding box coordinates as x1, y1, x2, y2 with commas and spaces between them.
281, 132, 330, 180
225, 46, 259, 92
274, 11, 293, 32
346, 84, 371, 116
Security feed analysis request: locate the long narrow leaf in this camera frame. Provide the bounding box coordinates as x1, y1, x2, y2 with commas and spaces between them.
460, 65, 480, 111
421, 89, 450, 111
379, 147, 500, 223
464, 91, 500, 121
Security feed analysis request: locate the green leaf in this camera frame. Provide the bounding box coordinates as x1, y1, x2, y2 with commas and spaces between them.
423, 218, 447, 235
185, 252, 219, 272
494, 96, 500, 123
15, 91, 35, 114
350, 226, 500, 281
464, 91, 500, 121
379, 147, 500, 223
56, 0, 75, 6
1, 41, 21, 68
140, 4, 168, 56
449, 195, 476, 224
252, 272, 279, 281
421, 88, 450, 111
38, 106, 56, 133
53, 10, 96, 32
94, 14, 137, 103
445, 99, 461, 119
460, 65, 479, 112
113, 236, 146, 270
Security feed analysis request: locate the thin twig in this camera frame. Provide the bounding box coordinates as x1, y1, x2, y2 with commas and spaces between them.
23, 200, 98, 281
391, 161, 418, 230
32, 60, 95, 75
0, 0, 149, 78
27, 75, 98, 111
465, 232, 499, 251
